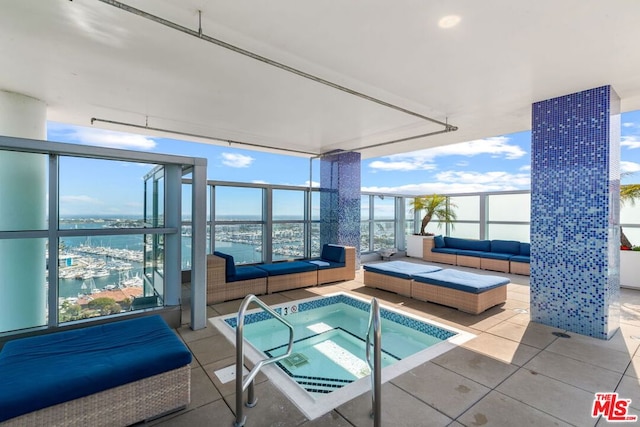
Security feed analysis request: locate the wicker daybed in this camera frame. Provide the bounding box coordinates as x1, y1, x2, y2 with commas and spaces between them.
363, 261, 442, 296
0, 315, 191, 427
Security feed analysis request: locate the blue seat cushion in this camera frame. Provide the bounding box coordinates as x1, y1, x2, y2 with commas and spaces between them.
257, 261, 318, 276
0, 315, 192, 422
305, 259, 345, 269
434, 235, 445, 248
479, 252, 512, 260
431, 247, 459, 255
456, 250, 491, 258
411, 269, 510, 294
321, 244, 346, 263
490, 240, 521, 255
510, 255, 530, 263
520, 243, 531, 256
229, 265, 268, 282
364, 261, 442, 279
444, 237, 491, 252
214, 251, 236, 281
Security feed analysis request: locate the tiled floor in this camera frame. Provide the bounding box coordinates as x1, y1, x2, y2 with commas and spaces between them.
150, 259, 640, 426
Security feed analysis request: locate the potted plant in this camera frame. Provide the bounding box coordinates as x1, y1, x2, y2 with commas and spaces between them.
405, 195, 457, 257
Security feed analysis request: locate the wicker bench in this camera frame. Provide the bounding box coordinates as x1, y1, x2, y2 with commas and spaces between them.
0, 315, 191, 426
411, 269, 509, 314
363, 261, 442, 296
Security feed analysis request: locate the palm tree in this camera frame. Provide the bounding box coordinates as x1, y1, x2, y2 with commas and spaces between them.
620, 183, 640, 248
409, 194, 457, 236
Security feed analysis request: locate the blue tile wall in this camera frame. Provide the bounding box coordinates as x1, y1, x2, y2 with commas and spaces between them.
531, 86, 620, 339
320, 150, 361, 257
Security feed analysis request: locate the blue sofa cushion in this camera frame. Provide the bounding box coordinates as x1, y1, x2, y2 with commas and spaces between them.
257, 261, 318, 276
305, 259, 345, 269
444, 237, 491, 252
479, 252, 512, 261
0, 315, 192, 422
520, 243, 531, 256
214, 251, 236, 281
229, 266, 269, 282
434, 235, 445, 248
491, 240, 521, 255
432, 247, 459, 255
364, 261, 442, 279
456, 249, 493, 258
510, 255, 530, 263
411, 269, 510, 294
321, 244, 346, 263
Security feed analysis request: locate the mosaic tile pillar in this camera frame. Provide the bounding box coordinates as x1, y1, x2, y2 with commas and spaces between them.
531, 86, 621, 339
320, 151, 361, 261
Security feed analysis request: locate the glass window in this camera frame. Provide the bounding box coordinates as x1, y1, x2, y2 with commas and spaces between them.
273, 223, 305, 260
273, 189, 305, 220
360, 221, 370, 252
488, 193, 530, 222
373, 196, 395, 220
487, 224, 530, 242
449, 196, 480, 221
215, 224, 263, 264
361, 195, 370, 220
215, 186, 263, 221
373, 221, 395, 250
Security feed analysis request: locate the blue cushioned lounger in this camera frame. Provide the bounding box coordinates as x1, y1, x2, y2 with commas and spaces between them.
363, 261, 442, 279
412, 269, 509, 294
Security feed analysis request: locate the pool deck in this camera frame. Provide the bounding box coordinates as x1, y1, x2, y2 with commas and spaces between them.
153, 259, 640, 426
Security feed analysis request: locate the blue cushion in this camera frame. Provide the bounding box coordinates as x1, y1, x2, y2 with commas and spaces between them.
434, 235, 445, 248
456, 250, 492, 258
305, 259, 345, 270
214, 251, 236, 281
510, 255, 530, 263
257, 261, 318, 276
363, 261, 442, 279
444, 237, 491, 252
412, 269, 510, 294
490, 240, 521, 255
0, 315, 192, 422
479, 252, 512, 260
520, 243, 531, 256
321, 244, 346, 263
432, 247, 459, 255
229, 266, 268, 282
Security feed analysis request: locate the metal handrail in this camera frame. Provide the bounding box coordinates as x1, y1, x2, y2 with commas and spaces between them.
365, 297, 382, 427
234, 294, 294, 427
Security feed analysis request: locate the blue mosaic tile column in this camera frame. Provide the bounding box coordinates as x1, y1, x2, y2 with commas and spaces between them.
531, 86, 620, 339
320, 151, 361, 260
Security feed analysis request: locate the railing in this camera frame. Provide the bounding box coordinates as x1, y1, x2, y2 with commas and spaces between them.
366, 297, 382, 427
234, 294, 294, 427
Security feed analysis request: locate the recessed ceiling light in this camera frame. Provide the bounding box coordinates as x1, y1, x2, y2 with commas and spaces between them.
438, 15, 461, 29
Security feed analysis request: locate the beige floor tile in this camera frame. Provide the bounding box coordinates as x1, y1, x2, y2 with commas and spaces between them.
177, 322, 220, 344
151, 399, 236, 426
221, 380, 307, 427
336, 382, 452, 427
626, 355, 640, 379
298, 410, 352, 427
188, 365, 223, 409
187, 333, 236, 366
458, 391, 573, 427
616, 375, 640, 413
201, 355, 268, 398
461, 331, 541, 366
391, 362, 490, 419
546, 335, 632, 373
524, 350, 623, 393
486, 320, 563, 349
431, 346, 518, 389
496, 368, 597, 426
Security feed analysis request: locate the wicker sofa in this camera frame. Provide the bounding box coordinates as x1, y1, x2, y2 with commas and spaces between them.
423, 236, 530, 275
0, 315, 191, 426
207, 244, 356, 304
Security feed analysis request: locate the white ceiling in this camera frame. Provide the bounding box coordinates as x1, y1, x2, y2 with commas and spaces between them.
2, 0, 640, 158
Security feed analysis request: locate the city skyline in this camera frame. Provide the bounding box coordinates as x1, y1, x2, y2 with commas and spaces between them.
47, 109, 640, 216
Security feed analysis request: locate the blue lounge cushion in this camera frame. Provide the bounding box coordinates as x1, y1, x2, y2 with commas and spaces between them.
305, 259, 344, 269
321, 244, 346, 263
491, 240, 521, 255
257, 261, 318, 276
363, 261, 442, 279
412, 269, 509, 294
510, 255, 530, 263
214, 251, 236, 281
520, 243, 531, 256
444, 237, 491, 252
431, 247, 459, 255
478, 252, 512, 261
0, 315, 192, 422
456, 249, 494, 258
229, 265, 268, 282
434, 235, 445, 248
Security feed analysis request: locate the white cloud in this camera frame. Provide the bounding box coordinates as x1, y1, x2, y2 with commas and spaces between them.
622, 135, 640, 149
61, 195, 104, 205
369, 136, 526, 172
50, 124, 157, 150
621, 161, 640, 174
623, 122, 636, 128
303, 180, 320, 188
221, 152, 254, 168
519, 165, 531, 171
362, 170, 530, 195
252, 180, 268, 184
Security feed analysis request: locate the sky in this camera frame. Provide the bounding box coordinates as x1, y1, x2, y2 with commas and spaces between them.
47, 109, 640, 216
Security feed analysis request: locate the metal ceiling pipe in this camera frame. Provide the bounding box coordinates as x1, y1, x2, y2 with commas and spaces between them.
95, 0, 458, 133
